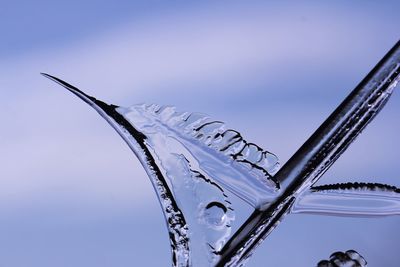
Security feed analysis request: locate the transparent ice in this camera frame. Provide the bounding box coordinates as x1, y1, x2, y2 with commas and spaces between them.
42, 40, 400, 267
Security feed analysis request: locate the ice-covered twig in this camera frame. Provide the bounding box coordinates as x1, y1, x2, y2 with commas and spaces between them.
216, 40, 400, 266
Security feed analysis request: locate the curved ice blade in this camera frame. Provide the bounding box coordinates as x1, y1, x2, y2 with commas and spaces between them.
44, 74, 281, 266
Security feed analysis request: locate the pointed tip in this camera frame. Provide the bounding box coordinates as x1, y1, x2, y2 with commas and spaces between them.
41, 72, 78, 92
40, 72, 50, 77
41, 72, 60, 82
41, 73, 123, 129
41, 73, 97, 105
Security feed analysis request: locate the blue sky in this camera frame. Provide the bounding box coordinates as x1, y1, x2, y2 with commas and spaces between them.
0, 1, 399, 266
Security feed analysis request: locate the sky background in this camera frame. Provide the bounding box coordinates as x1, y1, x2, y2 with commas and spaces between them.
0, 1, 399, 266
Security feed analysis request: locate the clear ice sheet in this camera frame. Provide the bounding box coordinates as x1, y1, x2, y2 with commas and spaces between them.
115, 104, 280, 266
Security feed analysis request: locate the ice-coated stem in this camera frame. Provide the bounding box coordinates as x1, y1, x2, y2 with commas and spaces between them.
216, 40, 400, 266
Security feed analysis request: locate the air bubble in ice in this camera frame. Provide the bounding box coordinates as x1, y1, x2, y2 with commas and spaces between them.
203, 202, 228, 228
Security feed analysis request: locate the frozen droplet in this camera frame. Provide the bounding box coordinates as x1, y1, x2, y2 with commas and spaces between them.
346, 250, 367, 266
318, 250, 367, 267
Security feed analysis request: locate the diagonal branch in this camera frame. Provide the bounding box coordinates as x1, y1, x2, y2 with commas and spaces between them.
217, 40, 400, 266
